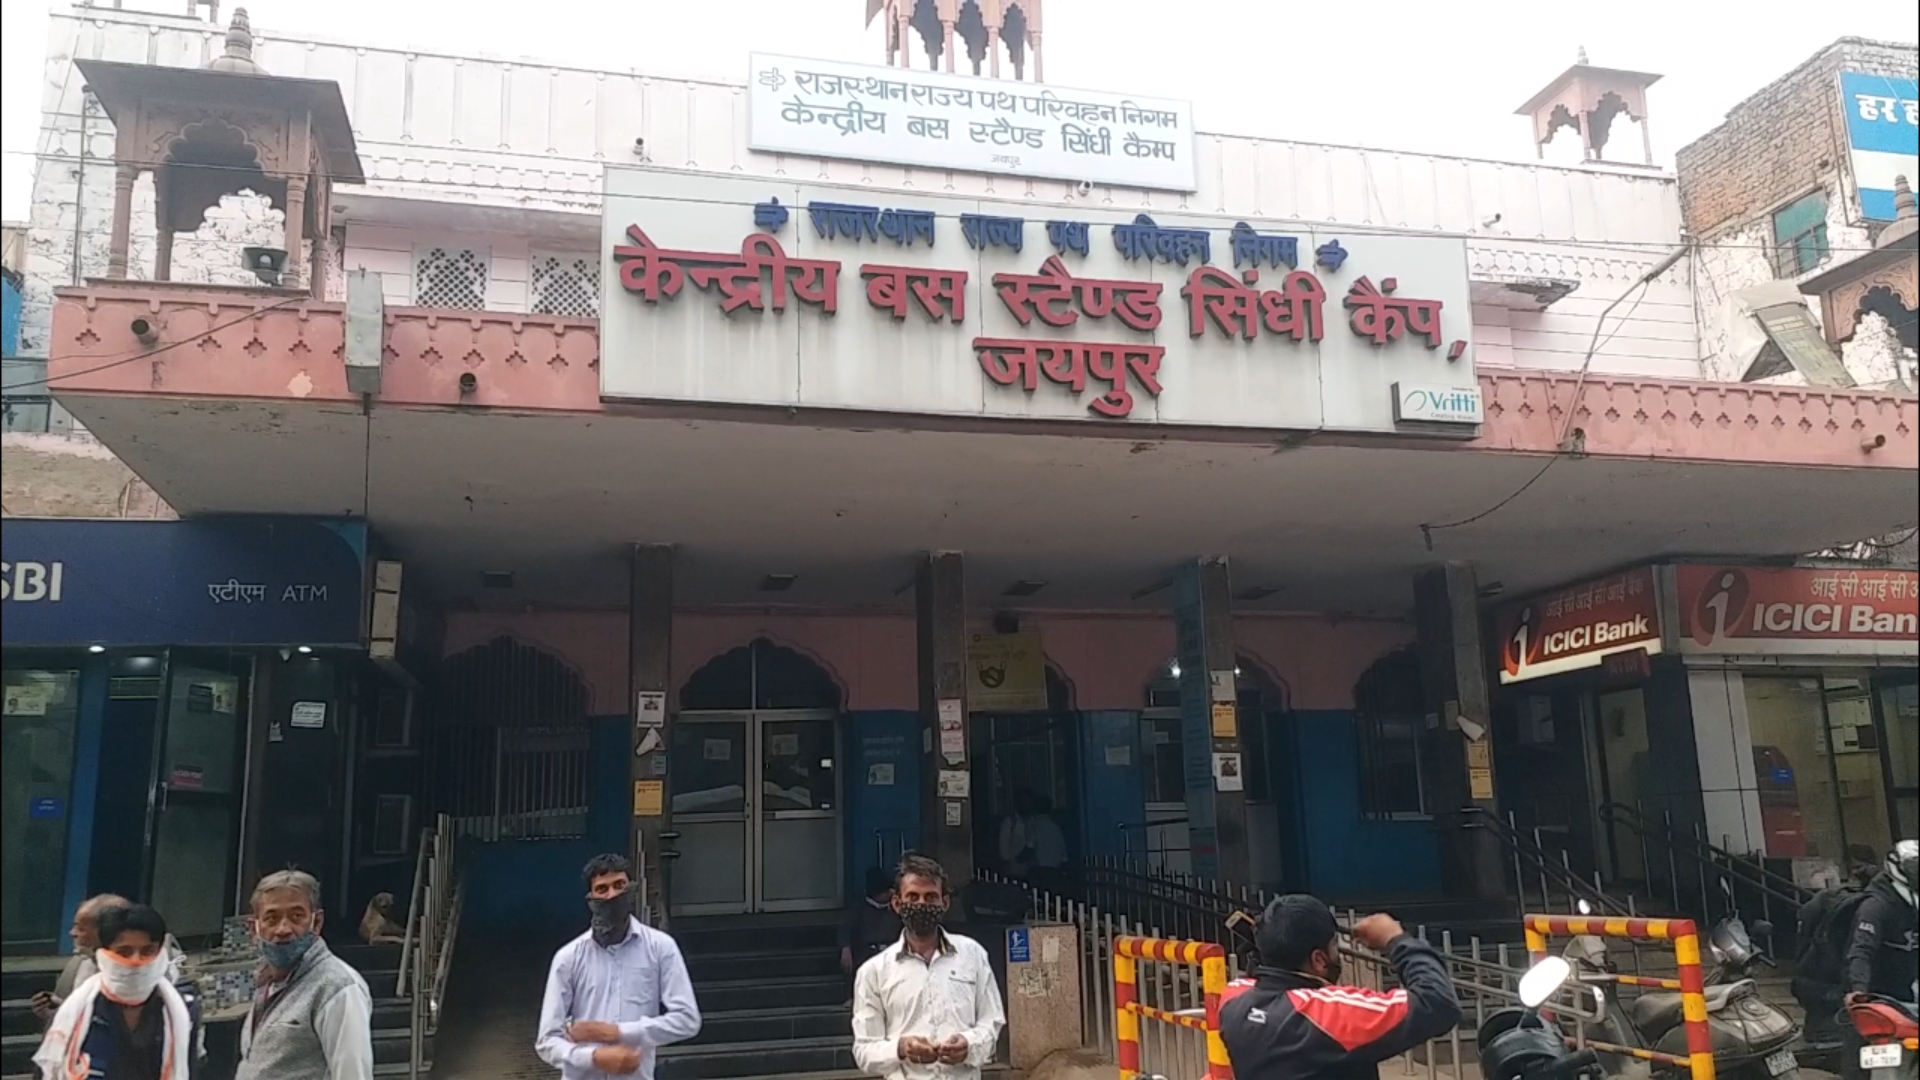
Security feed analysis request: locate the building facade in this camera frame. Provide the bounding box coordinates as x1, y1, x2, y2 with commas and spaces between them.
6, 4, 1916, 940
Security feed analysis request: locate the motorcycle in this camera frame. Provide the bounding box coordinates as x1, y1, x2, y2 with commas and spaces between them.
1848, 996, 1919, 1080
1481, 956, 1604, 1080
1563, 908, 1800, 1080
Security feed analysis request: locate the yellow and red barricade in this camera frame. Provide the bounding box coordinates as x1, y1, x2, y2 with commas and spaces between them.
1523, 914, 1715, 1080
1114, 935, 1231, 1080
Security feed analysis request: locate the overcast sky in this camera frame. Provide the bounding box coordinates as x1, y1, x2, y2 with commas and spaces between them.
4, 0, 1916, 221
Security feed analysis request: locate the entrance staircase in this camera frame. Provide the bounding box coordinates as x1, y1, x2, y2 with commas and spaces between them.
660, 914, 857, 1080
1, 961, 59, 1080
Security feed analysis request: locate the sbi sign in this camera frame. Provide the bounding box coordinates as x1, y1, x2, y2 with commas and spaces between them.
0, 560, 65, 602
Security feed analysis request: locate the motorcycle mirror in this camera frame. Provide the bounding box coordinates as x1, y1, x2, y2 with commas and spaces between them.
1751, 919, 1774, 938
1519, 956, 1573, 1009
1719, 877, 1733, 898
1576, 898, 1592, 916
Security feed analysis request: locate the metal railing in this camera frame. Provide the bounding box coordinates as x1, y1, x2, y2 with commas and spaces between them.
1597, 802, 1811, 932
984, 871, 1602, 1080
406, 813, 463, 1080
1459, 807, 1634, 918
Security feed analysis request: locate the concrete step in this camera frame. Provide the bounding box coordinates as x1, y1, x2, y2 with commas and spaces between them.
672, 921, 841, 959
698, 975, 845, 1013
686, 948, 842, 983
1, 1033, 34, 1078
690, 1004, 852, 1047
659, 1034, 855, 1080
1, 1001, 39, 1040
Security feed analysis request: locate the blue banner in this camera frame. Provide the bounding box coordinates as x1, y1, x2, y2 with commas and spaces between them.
1839, 72, 1920, 221
2, 518, 367, 648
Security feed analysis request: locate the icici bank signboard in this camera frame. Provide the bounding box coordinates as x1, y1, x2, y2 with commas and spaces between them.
1672, 565, 1919, 657
1494, 567, 1662, 684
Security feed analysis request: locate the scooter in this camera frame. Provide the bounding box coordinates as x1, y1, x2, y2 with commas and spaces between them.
1848, 996, 1919, 1080
1480, 956, 1605, 1080
1563, 908, 1800, 1080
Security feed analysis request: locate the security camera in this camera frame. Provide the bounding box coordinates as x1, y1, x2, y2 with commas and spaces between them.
1481, 212, 1502, 228
130, 317, 159, 346
458, 372, 478, 396
1075, 180, 1092, 197
632, 137, 648, 159
242, 246, 287, 286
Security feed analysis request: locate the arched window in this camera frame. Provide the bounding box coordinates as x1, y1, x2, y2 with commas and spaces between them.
434, 636, 591, 840
679, 638, 842, 712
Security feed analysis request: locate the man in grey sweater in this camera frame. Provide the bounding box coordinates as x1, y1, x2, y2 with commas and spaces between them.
236, 870, 375, 1080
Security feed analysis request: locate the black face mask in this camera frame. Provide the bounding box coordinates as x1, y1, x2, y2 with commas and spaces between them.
589, 890, 636, 946
1321, 954, 1344, 986
898, 900, 945, 938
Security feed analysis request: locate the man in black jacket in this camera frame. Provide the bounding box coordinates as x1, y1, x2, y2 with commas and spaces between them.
1220, 895, 1462, 1080
1842, 840, 1918, 1079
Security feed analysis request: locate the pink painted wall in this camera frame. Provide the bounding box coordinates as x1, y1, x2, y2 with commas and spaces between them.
440, 609, 1415, 715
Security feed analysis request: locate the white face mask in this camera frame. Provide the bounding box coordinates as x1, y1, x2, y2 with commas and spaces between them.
96, 949, 167, 1004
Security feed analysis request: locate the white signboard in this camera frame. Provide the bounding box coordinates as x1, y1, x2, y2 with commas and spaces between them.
1393, 382, 1484, 426
599, 169, 1475, 435
748, 53, 1198, 192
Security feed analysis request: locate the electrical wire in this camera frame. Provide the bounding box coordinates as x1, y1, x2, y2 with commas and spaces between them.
0, 146, 1901, 258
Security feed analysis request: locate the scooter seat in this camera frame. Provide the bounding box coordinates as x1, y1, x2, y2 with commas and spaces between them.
1628, 981, 1751, 1039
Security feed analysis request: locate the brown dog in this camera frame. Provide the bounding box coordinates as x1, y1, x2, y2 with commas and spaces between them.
359, 892, 406, 945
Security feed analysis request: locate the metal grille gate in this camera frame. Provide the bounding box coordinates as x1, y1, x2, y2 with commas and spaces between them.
431, 636, 591, 842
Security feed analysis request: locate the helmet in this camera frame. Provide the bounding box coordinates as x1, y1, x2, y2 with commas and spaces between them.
1888, 839, 1918, 907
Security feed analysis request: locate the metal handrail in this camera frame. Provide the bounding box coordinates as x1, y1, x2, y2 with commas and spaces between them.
1458, 806, 1633, 917
1597, 802, 1810, 907
406, 813, 460, 1080
396, 826, 430, 999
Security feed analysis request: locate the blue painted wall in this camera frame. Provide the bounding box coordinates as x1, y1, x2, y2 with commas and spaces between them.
1291, 710, 1441, 898
844, 710, 921, 894
2, 275, 21, 357
1079, 711, 1146, 859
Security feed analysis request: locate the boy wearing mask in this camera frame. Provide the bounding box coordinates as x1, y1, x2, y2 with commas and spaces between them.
535, 853, 702, 1078
33, 903, 201, 1080
850, 853, 1006, 1080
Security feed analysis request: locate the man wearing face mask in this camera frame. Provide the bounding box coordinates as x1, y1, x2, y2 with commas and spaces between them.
851, 853, 1006, 1080
236, 870, 374, 1080
535, 853, 702, 1078
33, 903, 202, 1080
1219, 895, 1461, 1080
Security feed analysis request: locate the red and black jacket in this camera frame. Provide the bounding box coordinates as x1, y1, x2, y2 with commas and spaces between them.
1219, 935, 1463, 1080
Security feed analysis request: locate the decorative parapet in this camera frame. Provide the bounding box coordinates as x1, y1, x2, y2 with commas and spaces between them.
49, 281, 1917, 470
1475, 369, 1917, 468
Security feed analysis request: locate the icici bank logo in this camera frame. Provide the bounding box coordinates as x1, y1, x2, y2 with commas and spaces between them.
1693, 568, 1752, 646
1502, 605, 1536, 678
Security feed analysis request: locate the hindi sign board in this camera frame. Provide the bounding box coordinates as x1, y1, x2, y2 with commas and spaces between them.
1838, 72, 1919, 222
599, 169, 1475, 436
748, 54, 1198, 191
1493, 567, 1662, 684
1671, 564, 1918, 657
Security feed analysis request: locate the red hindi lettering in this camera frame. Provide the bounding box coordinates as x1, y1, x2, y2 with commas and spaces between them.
1180, 267, 1260, 340
972, 336, 1164, 419
974, 336, 1041, 391
1257, 270, 1325, 342
861, 264, 968, 323
1344, 275, 1442, 347
993, 256, 1164, 332
612, 225, 688, 303
685, 234, 840, 315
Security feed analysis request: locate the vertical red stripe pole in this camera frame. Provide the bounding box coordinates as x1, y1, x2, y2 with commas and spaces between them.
1671, 923, 1716, 1080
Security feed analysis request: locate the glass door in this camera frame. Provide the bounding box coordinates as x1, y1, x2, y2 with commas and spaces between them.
668, 711, 842, 915
2, 665, 81, 951
758, 712, 841, 911
669, 713, 753, 915
146, 657, 251, 944
1874, 674, 1918, 841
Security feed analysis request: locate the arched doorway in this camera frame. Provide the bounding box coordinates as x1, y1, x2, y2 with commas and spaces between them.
1140, 657, 1292, 881
433, 636, 591, 842
972, 665, 1077, 882
670, 639, 844, 916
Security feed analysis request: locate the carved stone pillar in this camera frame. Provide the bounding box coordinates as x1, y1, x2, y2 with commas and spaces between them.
281, 175, 308, 291
1031, 31, 1044, 83
941, 20, 955, 73
107, 163, 139, 279
153, 169, 174, 282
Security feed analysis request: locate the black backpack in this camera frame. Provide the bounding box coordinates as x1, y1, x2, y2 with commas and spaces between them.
1796, 884, 1871, 984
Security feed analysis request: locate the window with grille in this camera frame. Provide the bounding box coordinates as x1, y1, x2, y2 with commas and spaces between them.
413, 246, 489, 310
530, 252, 600, 318
1771, 192, 1829, 277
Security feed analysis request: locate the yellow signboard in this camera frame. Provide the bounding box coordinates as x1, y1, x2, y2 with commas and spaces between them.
966, 630, 1049, 712
1210, 702, 1238, 738
632, 780, 664, 817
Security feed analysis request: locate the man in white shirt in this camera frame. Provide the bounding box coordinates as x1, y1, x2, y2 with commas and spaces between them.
851, 854, 1006, 1080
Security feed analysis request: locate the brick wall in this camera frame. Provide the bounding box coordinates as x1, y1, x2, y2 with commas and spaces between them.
1676, 37, 1917, 240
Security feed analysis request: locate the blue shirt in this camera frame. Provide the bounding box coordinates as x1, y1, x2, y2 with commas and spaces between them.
535, 918, 702, 1080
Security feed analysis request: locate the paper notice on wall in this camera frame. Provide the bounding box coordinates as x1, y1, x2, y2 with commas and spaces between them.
1212, 752, 1244, 792
1209, 669, 1236, 703
704, 738, 732, 761
868, 763, 896, 786
1469, 767, 1495, 801
3, 684, 50, 716
937, 769, 971, 798
636, 691, 666, 727
769, 733, 801, 757
938, 698, 965, 730
289, 701, 327, 729
1466, 739, 1491, 770
632, 780, 665, 817
1210, 702, 1237, 738
940, 727, 965, 761
1104, 744, 1132, 767
945, 800, 964, 826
